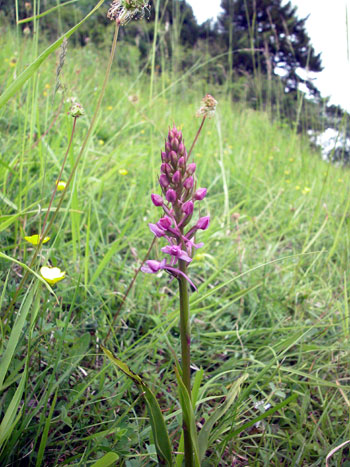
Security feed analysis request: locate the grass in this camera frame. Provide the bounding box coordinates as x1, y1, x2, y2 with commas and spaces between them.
1, 12, 350, 467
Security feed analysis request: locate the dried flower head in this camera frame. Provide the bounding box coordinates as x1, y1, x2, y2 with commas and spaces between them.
128, 94, 139, 104
107, 0, 149, 24
196, 94, 218, 118
70, 102, 84, 118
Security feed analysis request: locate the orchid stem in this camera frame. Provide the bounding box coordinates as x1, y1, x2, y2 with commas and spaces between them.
178, 258, 193, 467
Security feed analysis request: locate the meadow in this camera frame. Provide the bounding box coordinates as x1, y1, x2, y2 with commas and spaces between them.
1, 8, 350, 466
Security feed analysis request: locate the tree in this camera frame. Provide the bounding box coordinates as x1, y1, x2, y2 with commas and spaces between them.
218, 0, 323, 96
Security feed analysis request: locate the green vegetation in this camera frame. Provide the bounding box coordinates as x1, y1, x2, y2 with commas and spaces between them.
1, 1, 350, 466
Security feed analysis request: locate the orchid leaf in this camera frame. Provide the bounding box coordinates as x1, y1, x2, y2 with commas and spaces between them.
174, 367, 200, 467
101, 346, 172, 466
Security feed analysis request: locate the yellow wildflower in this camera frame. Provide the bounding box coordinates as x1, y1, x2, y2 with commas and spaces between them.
302, 187, 311, 195
98, 139, 105, 146
43, 91, 48, 97
295, 185, 300, 191
119, 169, 128, 176
56, 180, 66, 191
40, 266, 66, 285
45, 83, 51, 89
107, 105, 113, 110
24, 234, 50, 245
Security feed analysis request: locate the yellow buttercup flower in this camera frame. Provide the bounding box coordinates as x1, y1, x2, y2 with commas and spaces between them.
98, 139, 105, 146
302, 187, 311, 195
40, 266, 66, 285
119, 169, 128, 176
45, 83, 51, 89
295, 185, 300, 191
24, 234, 50, 245
56, 180, 66, 191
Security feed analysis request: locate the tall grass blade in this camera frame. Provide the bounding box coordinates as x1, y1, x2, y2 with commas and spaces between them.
0, 0, 105, 109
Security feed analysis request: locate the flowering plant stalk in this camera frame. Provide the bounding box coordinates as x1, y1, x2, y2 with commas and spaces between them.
141, 96, 216, 464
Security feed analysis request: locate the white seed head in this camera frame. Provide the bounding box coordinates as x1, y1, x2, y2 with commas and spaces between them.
196, 94, 218, 118
107, 0, 150, 25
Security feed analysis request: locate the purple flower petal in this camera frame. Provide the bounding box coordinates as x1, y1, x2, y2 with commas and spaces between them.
196, 216, 210, 230
141, 259, 167, 274
194, 188, 207, 201
151, 194, 163, 207
149, 223, 165, 238
158, 216, 172, 230
161, 245, 192, 263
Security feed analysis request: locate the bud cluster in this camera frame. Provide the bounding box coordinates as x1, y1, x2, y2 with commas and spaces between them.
142, 126, 210, 288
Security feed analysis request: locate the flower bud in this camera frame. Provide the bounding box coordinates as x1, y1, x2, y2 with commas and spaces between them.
187, 163, 196, 175
151, 193, 163, 206
166, 189, 177, 203
171, 138, 179, 151
184, 177, 194, 190
160, 163, 168, 173
172, 170, 181, 184
165, 142, 172, 153
158, 216, 172, 229
159, 174, 170, 188
196, 216, 210, 230
161, 151, 169, 162
178, 156, 185, 168
178, 142, 185, 155
194, 188, 207, 201
170, 151, 177, 165
182, 200, 194, 216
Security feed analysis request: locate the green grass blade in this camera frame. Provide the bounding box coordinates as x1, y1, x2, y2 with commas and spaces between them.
17, 0, 78, 24
35, 389, 58, 467
224, 393, 298, 441
198, 374, 248, 461
0, 366, 27, 451
0, 0, 105, 110
90, 452, 120, 467
0, 285, 37, 391
0, 252, 56, 298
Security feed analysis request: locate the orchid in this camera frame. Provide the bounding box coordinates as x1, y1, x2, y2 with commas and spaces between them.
142, 125, 210, 287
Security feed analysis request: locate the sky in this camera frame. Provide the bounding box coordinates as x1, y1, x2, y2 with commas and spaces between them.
187, 0, 350, 111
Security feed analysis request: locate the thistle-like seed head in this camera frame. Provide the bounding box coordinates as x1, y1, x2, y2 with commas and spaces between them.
107, 0, 149, 24
70, 103, 84, 118
196, 94, 218, 118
